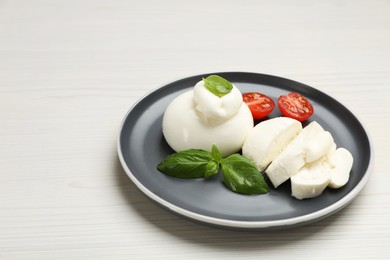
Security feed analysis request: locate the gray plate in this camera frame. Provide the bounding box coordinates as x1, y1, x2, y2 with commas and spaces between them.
117, 72, 373, 230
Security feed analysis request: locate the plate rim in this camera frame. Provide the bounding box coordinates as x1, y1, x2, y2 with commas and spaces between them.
117, 71, 374, 229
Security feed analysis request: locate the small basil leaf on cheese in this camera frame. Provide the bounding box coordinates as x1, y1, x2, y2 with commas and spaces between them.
202, 75, 233, 98
157, 149, 217, 178
221, 154, 269, 195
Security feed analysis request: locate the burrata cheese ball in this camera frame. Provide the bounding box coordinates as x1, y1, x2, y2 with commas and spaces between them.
162, 77, 253, 157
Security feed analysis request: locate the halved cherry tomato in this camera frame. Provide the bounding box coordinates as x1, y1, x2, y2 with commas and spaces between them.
242, 92, 275, 120
277, 92, 314, 122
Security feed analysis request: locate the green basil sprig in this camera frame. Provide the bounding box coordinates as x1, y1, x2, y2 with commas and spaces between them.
156, 145, 269, 195
202, 75, 233, 98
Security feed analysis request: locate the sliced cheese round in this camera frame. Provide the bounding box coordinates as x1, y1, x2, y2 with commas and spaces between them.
242, 117, 302, 172
291, 157, 331, 200
328, 148, 353, 189
305, 131, 334, 163
266, 121, 334, 188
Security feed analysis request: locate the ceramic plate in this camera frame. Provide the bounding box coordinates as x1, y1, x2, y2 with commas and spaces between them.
117, 72, 373, 230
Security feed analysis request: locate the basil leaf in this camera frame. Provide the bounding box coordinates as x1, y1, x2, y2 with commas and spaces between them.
203, 75, 233, 97
221, 154, 269, 195
210, 144, 222, 164
157, 149, 218, 179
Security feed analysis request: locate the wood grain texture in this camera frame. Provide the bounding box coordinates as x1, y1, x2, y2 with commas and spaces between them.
1, 0, 389, 259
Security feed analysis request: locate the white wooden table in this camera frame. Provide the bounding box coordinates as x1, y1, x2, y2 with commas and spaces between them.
1, 0, 389, 259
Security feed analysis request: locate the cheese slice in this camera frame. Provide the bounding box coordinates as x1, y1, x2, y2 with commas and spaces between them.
305, 131, 334, 163
328, 148, 353, 189
242, 117, 302, 172
290, 143, 335, 199
291, 157, 331, 200
265, 121, 334, 188
291, 144, 353, 198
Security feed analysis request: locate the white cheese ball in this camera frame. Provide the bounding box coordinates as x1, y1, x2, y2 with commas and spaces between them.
162, 90, 253, 157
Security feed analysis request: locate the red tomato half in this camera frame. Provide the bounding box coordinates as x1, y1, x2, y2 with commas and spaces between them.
277, 92, 314, 122
242, 92, 275, 120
